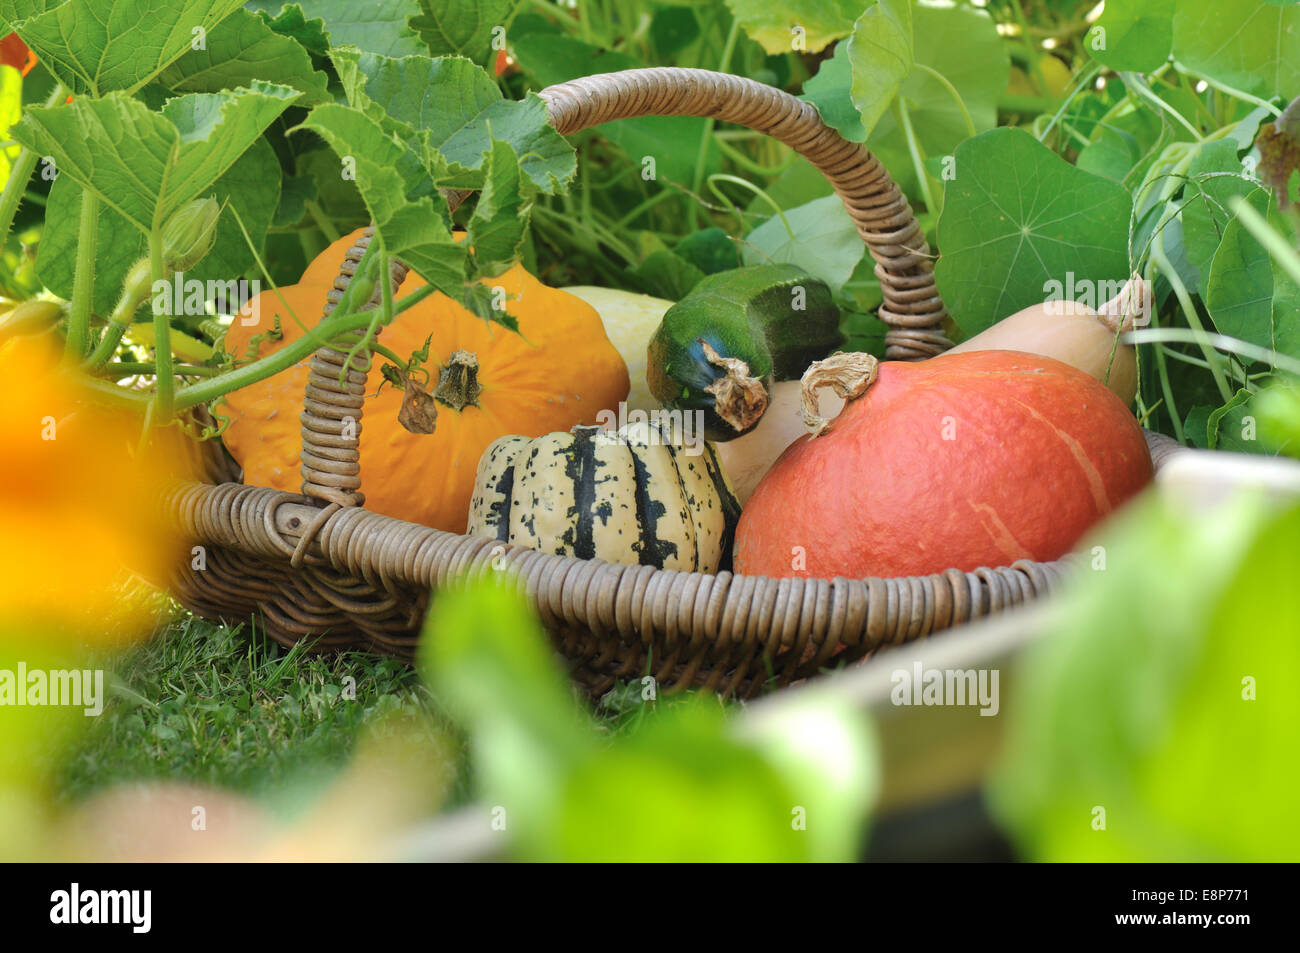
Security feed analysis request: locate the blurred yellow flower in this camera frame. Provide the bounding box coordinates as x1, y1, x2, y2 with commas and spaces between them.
0, 334, 191, 650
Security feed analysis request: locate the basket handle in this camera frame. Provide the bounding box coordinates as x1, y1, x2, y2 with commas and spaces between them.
300, 67, 951, 509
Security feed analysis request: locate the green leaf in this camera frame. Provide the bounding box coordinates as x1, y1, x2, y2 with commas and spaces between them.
991, 493, 1300, 861
1206, 388, 1260, 453
650, 6, 699, 56
245, 0, 427, 57
630, 249, 707, 300
332, 49, 575, 194
1085, 0, 1174, 73
1177, 139, 1254, 296
13, 83, 299, 233
803, 1, 1008, 202
36, 137, 281, 314
674, 228, 740, 275
507, 33, 715, 187
295, 102, 466, 294
0, 0, 60, 31
254, 3, 330, 58
36, 179, 145, 317
846, 0, 913, 142
468, 138, 530, 279
802, 43, 866, 141
1172, 0, 1300, 101
724, 0, 859, 55
409, 0, 515, 62
1206, 192, 1275, 352
741, 194, 863, 296
158, 7, 330, 104
273, 171, 317, 229
19, 0, 246, 96
189, 136, 282, 285
935, 127, 1133, 336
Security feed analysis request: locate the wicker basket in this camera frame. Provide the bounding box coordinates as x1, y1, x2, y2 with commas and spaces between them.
166, 68, 1187, 698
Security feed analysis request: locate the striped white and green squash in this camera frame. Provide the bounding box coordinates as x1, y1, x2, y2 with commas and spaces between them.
467, 422, 741, 572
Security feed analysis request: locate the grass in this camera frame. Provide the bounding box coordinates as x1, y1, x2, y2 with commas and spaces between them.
54, 608, 469, 810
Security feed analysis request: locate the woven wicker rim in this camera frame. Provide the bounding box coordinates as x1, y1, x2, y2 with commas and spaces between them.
168, 68, 1187, 698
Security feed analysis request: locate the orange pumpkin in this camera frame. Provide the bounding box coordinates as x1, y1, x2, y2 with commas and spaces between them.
221, 229, 630, 532
733, 350, 1153, 579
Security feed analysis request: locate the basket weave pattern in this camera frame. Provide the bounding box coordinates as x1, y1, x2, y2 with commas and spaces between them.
167, 69, 1183, 697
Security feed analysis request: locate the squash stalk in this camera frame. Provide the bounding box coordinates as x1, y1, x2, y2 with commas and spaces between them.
434, 350, 482, 411
800, 352, 880, 437
700, 340, 767, 435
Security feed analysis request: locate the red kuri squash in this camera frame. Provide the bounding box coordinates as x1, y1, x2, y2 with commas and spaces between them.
732, 350, 1153, 579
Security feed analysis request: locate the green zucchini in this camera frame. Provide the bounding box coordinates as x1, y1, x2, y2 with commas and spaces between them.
645, 265, 843, 441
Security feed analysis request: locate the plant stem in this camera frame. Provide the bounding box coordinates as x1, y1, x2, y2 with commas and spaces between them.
304, 199, 340, 242
172, 285, 436, 412
0, 85, 67, 245
1128, 328, 1300, 378
896, 98, 937, 214
96, 361, 219, 379
688, 16, 741, 231
64, 190, 100, 360
914, 64, 976, 138
150, 228, 174, 419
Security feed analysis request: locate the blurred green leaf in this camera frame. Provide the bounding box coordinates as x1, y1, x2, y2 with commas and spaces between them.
419, 578, 879, 861
725, 0, 858, 55
991, 493, 1300, 861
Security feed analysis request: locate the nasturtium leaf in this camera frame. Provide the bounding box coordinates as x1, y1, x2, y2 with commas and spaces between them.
1206, 192, 1275, 352
1270, 209, 1300, 362
158, 8, 329, 104
991, 493, 1300, 862
802, 42, 865, 141
803, 1, 1007, 203
724, 0, 859, 55
245, 0, 426, 57
1172, 0, 1300, 101
468, 139, 531, 279
295, 102, 466, 296
409, 0, 515, 63
846, 0, 913, 142
1206, 389, 1259, 453
19, 0, 246, 96
1085, 0, 1174, 74
935, 127, 1133, 336
1176, 139, 1254, 296
741, 194, 863, 296
13, 82, 299, 233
